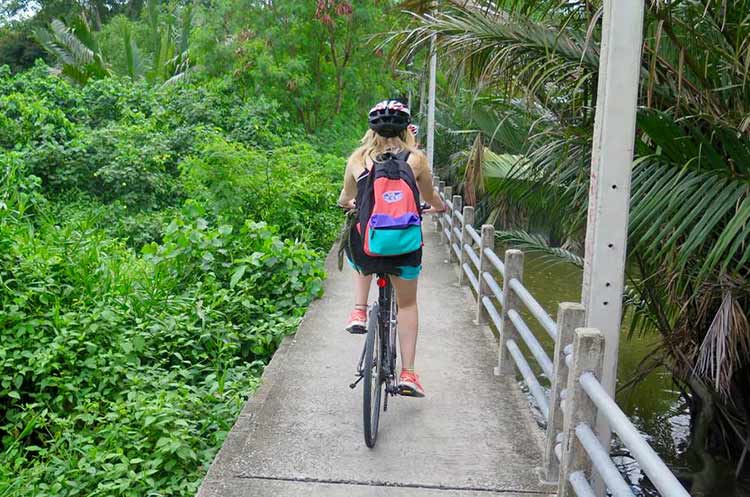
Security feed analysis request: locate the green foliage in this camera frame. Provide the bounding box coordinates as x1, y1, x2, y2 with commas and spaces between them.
0, 159, 327, 496
34, 1, 194, 87
224, 0, 404, 132
181, 137, 342, 250
0, 27, 47, 73
34, 14, 112, 85
0, 58, 344, 495
0, 0, 411, 492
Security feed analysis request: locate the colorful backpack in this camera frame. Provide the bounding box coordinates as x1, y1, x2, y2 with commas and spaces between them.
358, 151, 422, 257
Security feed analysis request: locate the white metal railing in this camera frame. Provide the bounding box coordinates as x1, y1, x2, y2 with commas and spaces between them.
435, 182, 558, 426
431, 177, 692, 497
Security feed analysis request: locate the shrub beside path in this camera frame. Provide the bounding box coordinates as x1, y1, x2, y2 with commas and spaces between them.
197, 230, 553, 497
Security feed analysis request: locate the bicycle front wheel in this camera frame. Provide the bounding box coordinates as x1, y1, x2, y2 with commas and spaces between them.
362, 303, 383, 448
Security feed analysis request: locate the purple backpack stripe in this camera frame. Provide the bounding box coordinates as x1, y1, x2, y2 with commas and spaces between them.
369, 213, 421, 229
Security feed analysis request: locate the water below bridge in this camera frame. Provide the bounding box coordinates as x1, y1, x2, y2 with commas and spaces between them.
518, 253, 750, 497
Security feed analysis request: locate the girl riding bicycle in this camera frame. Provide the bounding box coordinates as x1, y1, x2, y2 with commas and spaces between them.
338, 99, 444, 397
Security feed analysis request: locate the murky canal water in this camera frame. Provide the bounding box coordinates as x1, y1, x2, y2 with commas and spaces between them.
516, 255, 749, 497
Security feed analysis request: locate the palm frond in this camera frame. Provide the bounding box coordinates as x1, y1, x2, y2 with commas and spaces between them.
121, 23, 147, 81
495, 229, 583, 266
49, 18, 95, 67
694, 285, 750, 398
388, 6, 598, 105
33, 15, 110, 85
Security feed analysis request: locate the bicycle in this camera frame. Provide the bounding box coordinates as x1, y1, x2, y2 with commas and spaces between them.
349, 272, 399, 448
343, 202, 434, 448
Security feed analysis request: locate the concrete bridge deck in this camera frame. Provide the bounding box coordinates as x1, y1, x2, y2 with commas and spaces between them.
197, 231, 553, 497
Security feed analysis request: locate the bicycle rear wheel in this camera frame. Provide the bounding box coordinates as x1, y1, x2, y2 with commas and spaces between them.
362, 303, 383, 448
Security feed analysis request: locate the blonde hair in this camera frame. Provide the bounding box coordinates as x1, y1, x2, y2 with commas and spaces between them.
348, 129, 418, 167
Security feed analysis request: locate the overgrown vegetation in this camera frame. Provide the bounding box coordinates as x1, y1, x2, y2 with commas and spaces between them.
0, 1, 407, 494
0, 65, 337, 496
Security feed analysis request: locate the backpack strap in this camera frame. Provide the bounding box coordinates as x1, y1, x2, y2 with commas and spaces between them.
396, 150, 411, 162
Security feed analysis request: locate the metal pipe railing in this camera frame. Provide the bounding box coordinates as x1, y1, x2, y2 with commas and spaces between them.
466, 224, 481, 246
575, 423, 635, 497
482, 271, 504, 307
484, 248, 504, 277
482, 296, 502, 330
451, 243, 461, 259
507, 309, 553, 378
579, 373, 691, 497
465, 244, 480, 269
432, 187, 686, 497
509, 278, 558, 340
569, 472, 597, 497
506, 339, 549, 420
462, 263, 479, 293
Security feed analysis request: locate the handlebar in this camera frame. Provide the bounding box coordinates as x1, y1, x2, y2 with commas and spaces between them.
338, 201, 444, 213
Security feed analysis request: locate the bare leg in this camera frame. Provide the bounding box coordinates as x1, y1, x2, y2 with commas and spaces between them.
354, 272, 373, 309
390, 276, 419, 370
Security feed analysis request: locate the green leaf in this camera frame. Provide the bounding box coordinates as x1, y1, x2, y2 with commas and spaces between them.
230, 265, 247, 289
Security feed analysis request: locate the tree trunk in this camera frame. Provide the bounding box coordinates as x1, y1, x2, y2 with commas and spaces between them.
335, 73, 345, 114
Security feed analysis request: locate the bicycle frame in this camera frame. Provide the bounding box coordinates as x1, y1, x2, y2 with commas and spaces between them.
376, 275, 399, 400
350, 273, 400, 448
351, 274, 398, 397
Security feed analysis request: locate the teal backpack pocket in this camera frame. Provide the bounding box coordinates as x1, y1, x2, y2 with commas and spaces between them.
367, 225, 422, 256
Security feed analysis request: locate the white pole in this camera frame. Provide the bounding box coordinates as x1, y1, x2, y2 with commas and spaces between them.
419, 68, 427, 117
580, 0, 644, 481
426, 34, 437, 171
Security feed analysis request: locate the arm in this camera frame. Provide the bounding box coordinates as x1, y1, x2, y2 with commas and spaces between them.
338, 161, 358, 209
412, 153, 445, 212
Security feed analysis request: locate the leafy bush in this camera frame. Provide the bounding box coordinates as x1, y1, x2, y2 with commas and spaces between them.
180, 136, 342, 251
0, 66, 344, 496
0, 92, 77, 150
0, 197, 325, 496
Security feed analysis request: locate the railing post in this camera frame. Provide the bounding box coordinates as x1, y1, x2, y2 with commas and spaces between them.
442, 185, 452, 245
449, 195, 462, 263
458, 205, 474, 286
433, 176, 442, 232
558, 328, 605, 497
544, 302, 586, 483
475, 224, 495, 325
496, 249, 523, 375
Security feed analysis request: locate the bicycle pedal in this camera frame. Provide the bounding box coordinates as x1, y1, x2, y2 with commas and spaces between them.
398, 386, 425, 398
347, 325, 367, 335
349, 374, 363, 389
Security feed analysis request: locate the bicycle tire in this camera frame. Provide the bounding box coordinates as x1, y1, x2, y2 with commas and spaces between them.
362, 303, 383, 448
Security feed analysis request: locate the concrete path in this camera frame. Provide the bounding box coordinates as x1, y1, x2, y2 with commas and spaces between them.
197, 231, 553, 497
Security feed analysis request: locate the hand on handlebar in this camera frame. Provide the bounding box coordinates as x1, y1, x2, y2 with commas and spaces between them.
421, 202, 445, 215
338, 199, 356, 211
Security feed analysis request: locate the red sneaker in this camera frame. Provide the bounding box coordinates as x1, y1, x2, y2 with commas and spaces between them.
399, 370, 425, 398
345, 308, 367, 334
